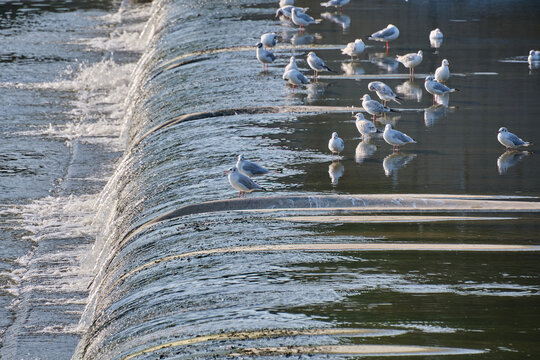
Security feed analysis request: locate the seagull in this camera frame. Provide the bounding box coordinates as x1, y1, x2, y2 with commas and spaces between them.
283, 68, 309, 90
396, 50, 423, 77
341, 39, 365, 61
328, 132, 345, 159
256, 42, 276, 70
368, 81, 402, 106
497, 127, 532, 150
260, 33, 278, 49
361, 94, 396, 121
368, 24, 399, 52
275, 5, 308, 19
284, 56, 299, 72
434, 59, 450, 82
227, 166, 266, 198
354, 113, 380, 137
528, 50, 540, 63
320, 0, 350, 11
307, 51, 333, 79
291, 8, 318, 30
429, 28, 443, 40
383, 124, 416, 152
236, 155, 270, 177
424, 75, 458, 103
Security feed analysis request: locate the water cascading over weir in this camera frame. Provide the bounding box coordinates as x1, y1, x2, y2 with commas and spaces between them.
73, 1, 540, 359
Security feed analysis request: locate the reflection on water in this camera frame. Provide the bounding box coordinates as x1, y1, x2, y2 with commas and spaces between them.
341, 61, 365, 75
328, 161, 344, 186
383, 152, 417, 177
497, 150, 530, 175
306, 82, 328, 103
369, 52, 399, 73
430, 37, 443, 49
395, 79, 422, 102
321, 12, 350, 32
424, 104, 447, 127
355, 140, 377, 163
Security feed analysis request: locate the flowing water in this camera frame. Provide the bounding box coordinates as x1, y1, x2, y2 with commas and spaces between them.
0, 0, 539, 359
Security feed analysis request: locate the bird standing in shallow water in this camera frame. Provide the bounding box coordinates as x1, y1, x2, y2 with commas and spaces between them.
361, 94, 396, 122
434, 59, 450, 83
227, 166, 266, 198
341, 39, 365, 61
368, 24, 399, 53
307, 51, 333, 80
256, 42, 276, 71
396, 50, 423, 78
368, 81, 402, 106
383, 124, 416, 152
236, 155, 270, 177
328, 132, 345, 160
497, 127, 532, 150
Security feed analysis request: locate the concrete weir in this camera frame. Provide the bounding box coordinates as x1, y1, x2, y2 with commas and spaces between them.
72, 0, 540, 359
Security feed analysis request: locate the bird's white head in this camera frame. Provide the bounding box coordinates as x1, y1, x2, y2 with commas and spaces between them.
367, 82, 376, 91
355, 39, 364, 44
442, 59, 449, 66
290, 56, 296, 62
498, 127, 508, 134
385, 124, 392, 130
418, 50, 423, 56
424, 75, 434, 82
238, 154, 244, 161
354, 112, 365, 120
387, 24, 394, 28
530, 50, 535, 55
332, 132, 339, 138
308, 51, 315, 57
362, 94, 371, 101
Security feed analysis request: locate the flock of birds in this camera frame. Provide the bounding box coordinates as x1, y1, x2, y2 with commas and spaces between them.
228, 0, 536, 197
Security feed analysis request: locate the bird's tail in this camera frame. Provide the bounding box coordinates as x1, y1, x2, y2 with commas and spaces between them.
325, 65, 335, 73
525, 142, 533, 147
450, 88, 459, 92
389, 108, 400, 113
392, 97, 403, 104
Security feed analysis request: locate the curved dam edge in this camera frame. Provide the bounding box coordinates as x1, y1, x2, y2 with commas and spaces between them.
118, 194, 540, 251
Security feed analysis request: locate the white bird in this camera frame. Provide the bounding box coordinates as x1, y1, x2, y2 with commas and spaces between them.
434, 59, 450, 83
528, 50, 540, 63
361, 94, 396, 121
275, 6, 308, 19
429, 28, 443, 40
328, 132, 345, 159
283, 68, 309, 89
227, 166, 266, 198
341, 39, 365, 61
284, 56, 299, 72
291, 8, 318, 30
320, 0, 350, 11
368, 81, 402, 106
497, 127, 532, 150
354, 113, 380, 137
424, 75, 458, 103
396, 50, 423, 77
307, 51, 333, 79
236, 155, 270, 177
368, 24, 400, 51
383, 124, 416, 152
260, 33, 278, 49
256, 42, 276, 70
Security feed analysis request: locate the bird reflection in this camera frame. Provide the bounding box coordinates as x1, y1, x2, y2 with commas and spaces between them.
383, 153, 416, 176
497, 150, 530, 175
329, 161, 345, 186
434, 92, 450, 106
529, 60, 540, 70
396, 80, 422, 102
321, 12, 350, 31
341, 62, 365, 75
306, 82, 328, 103
291, 32, 321, 45
375, 112, 401, 127
369, 52, 399, 72
430, 37, 443, 49
424, 104, 447, 127
355, 140, 377, 163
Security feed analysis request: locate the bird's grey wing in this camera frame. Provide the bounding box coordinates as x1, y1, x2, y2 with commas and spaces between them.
298, 72, 309, 84
378, 27, 396, 38
243, 161, 269, 175
238, 175, 262, 190
432, 81, 451, 92
395, 131, 414, 143
508, 133, 526, 145
299, 12, 314, 22
380, 85, 396, 97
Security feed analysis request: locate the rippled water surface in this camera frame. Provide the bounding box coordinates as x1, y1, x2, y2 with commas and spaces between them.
1, 0, 540, 359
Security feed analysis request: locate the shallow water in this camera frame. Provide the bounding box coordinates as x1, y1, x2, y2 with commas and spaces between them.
1, 0, 540, 359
